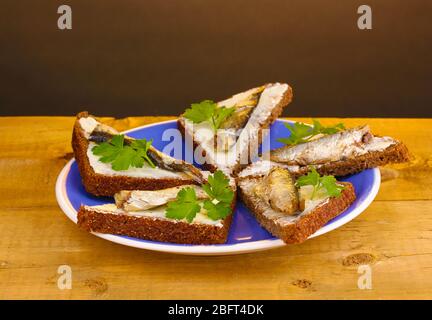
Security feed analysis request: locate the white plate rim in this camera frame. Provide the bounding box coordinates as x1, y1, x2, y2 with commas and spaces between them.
55, 119, 381, 255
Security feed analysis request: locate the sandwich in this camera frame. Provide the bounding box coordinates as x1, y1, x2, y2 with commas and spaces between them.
77, 171, 237, 244
238, 120, 410, 179
73, 111, 206, 197
178, 83, 293, 175
237, 166, 356, 244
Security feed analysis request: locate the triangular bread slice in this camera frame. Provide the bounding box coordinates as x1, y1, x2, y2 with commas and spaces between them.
239, 125, 410, 179
237, 174, 356, 244
178, 83, 293, 175
77, 180, 237, 245
72, 111, 207, 197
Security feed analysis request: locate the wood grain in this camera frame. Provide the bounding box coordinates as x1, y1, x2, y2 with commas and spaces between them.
0, 116, 431, 299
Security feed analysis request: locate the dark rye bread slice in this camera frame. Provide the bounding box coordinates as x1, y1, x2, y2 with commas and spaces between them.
72, 111, 198, 197
293, 141, 410, 178
178, 83, 293, 174
238, 140, 410, 179
238, 177, 356, 244
77, 193, 236, 245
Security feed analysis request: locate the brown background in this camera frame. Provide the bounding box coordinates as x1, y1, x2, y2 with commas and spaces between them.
1, 0, 431, 117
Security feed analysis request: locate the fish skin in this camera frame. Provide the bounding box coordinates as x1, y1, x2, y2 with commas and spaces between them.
254, 167, 299, 215
219, 87, 265, 130
88, 127, 205, 183
146, 147, 205, 184
219, 105, 255, 130
114, 185, 209, 211
214, 86, 265, 152
270, 125, 371, 166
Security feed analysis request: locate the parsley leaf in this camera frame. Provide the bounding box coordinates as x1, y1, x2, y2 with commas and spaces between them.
130, 139, 155, 168
183, 100, 235, 132
92, 134, 125, 163
203, 201, 232, 220
277, 119, 345, 146
165, 187, 201, 223
202, 170, 234, 204
110, 146, 140, 171
296, 167, 320, 188
164, 170, 234, 223
320, 175, 344, 197
296, 167, 344, 199
92, 134, 155, 171
183, 100, 215, 123
201, 170, 234, 220
311, 119, 345, 135
277, 122, 313, 145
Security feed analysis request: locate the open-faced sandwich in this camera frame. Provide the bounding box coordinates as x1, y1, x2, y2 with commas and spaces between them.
238, 167, 356, 243
178, 83, 293, 175
238, 119, 410, 179
77, 171, 236, 244
73, 111, 207, 196
69, 87, 411, 247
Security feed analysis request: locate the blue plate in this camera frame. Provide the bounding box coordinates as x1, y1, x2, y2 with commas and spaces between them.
56, 119, 380, 255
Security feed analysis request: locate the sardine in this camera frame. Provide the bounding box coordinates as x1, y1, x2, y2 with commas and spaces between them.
219, 105, 256, 130
219, 87, 265, 130
254, 167, 299, 215
271, 125, 374, 166
215, 86, 265, 152
146, 147, 205, 184
88, 124, 205, 183
114, 185, 209, 211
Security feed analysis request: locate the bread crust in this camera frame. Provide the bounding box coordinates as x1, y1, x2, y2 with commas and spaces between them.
72, 112, 197, 197
77, 206, 233, 245
177, 83, 293, 175
238, 178, 356, 244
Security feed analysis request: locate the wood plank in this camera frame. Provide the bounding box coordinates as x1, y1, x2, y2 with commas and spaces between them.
0, 117, 430, 202
0, 116, 431, 299
1, 200, 431, 299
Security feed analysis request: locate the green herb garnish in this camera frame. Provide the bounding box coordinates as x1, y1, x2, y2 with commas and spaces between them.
202, 170, 234, 220
202, 170, 234, 203
295, 167, 344, 199
277, 119, 345, 146
183, 100, 235, 132
165, 187, 202, 223
92, 134, 155, 171
165, 170, 234, 222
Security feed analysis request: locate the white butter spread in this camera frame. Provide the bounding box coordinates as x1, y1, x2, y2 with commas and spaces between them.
85, 203, 223, 227
79, 117, 99, 138
79, 116, 190, 179
87, 143, 189, 179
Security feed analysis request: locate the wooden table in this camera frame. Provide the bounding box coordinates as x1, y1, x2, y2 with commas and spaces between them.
0, 116, 431, 300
